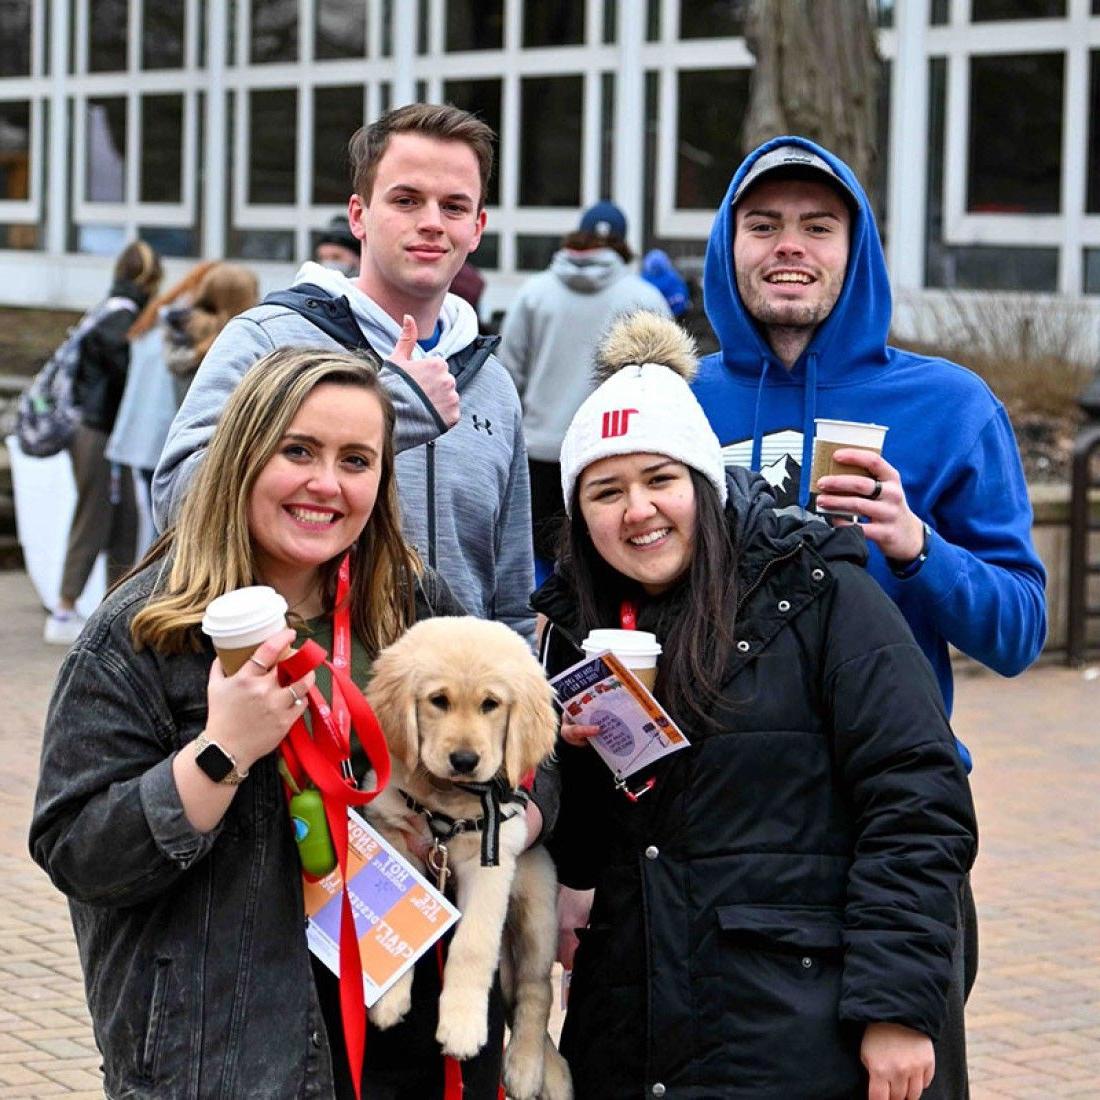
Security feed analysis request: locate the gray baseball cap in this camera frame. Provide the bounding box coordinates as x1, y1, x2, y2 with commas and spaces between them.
732, 144, 860, 211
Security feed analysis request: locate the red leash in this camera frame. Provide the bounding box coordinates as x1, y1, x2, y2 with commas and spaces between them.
277, 638, 390, 1100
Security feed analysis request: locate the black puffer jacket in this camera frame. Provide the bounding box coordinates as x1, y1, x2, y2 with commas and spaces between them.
533, 471, 977, 1100
74, 279, 148, 432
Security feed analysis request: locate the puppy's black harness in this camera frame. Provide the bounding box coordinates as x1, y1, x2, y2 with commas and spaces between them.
399, 775, 528, 869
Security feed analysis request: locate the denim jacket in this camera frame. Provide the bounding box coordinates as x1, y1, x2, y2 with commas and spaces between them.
30, 559, 463, 1099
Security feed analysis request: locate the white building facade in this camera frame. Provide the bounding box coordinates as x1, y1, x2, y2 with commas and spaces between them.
0, 0, 1098, 320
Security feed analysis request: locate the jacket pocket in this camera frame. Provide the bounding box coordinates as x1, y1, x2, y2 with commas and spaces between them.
716, 903, 843, 953
139, 957, 171, 1082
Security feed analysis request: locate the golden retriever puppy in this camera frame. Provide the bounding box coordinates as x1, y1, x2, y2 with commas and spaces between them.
365, 616, 572, 1100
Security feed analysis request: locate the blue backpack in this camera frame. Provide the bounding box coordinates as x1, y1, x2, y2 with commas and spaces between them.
16, 295, 138, 457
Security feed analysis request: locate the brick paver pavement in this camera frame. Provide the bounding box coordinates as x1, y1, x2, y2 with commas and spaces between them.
0, 568, 1096, 1098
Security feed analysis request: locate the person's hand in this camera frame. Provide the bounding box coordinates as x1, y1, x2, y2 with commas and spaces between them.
205, 630, 315, 772
815, 449, 925, 563
861, 1021, 934, 1100
560, 715, 601, 748
557, 885, 594, 969
387, 314, 460, 428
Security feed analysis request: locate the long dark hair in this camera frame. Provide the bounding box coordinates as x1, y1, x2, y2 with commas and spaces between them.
562, 467, 738, 729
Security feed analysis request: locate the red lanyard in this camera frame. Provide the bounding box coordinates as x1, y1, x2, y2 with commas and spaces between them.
620, 599, 638, 630
275, 556, 390, 1100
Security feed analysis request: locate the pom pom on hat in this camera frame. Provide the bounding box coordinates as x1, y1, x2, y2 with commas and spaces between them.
560, 311, 727, 513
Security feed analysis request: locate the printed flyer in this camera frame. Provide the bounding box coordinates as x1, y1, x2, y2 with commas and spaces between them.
303, 810, 460, 1007
549, 650, 690, 780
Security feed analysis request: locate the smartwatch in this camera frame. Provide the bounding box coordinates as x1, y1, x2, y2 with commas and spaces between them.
887, 521, 932, 580
193, 732, 248, 786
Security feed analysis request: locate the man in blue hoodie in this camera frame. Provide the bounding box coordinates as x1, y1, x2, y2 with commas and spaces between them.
694, 138, 1047, 1099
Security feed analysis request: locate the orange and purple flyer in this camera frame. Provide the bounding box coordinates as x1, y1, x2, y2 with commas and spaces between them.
303, 810, 460, 1006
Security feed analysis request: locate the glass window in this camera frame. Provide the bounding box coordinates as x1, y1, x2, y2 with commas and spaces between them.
315, 0, 366, 59
472, 232, 497, 269
86, 96, 126, 201
312, 85, 361, 203
603, 0, 615, 42
0, 0, 32, 77
523, 0, 584, 47
600, 71, 614, 199
89, 0, 129, 72
519, 75, 582, 206
446, 0, 502, 51
928, 244, 1058, 291
77, 223, 127, 253
417, 0, 427, 53
442, 78, 500, 206
931, 0, 949, 23
251, 0, 297, 63
679, 0, 745, 38
381, 0, 392, 56
875, 0, 894, 26
0, 223, 39, 248
676, 68, 750, 209
1084, 248, 1100, 295
967, 53, 1063, 214
646, 0, 660, 41
1088, 51, 1100, 213
516, 234, 559, 270
139, 225, 197, 256
971, 0, 1064, 18
227, 227, 295, 260
143, 0, 185, 68
140, 94, 183, 202
0, 100, 31, 200
248, 88, 296, 203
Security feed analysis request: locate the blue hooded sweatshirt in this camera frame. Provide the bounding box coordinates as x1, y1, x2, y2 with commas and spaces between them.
693, 135, 1046, 721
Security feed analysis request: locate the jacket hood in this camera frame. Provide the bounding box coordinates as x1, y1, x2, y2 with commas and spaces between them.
703, 135, 892, 383
551, 248, 629, 293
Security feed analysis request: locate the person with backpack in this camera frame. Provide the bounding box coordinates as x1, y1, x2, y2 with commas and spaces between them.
44, 240, 162, 645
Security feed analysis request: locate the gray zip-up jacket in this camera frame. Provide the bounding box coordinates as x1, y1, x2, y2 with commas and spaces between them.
153, 285, 535, 642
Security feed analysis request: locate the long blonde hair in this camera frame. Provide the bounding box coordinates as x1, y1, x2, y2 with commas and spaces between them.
185, 263, 260, 361
131, 348, 421, 655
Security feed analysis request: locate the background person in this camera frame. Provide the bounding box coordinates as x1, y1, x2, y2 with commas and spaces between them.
45, 240, 162, 645
535, 312, 977, 1100
164, 262, 260, 405
499, 202, 669, 579
314, 213, 361, 278
105, 260, 217, 547
154, 103, 536, 643
693, 138, 1047, 1098
30, 347, 491, 1099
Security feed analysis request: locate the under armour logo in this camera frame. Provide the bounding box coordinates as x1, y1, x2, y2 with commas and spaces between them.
601, 408, 638, 438
472, 415, 493, 434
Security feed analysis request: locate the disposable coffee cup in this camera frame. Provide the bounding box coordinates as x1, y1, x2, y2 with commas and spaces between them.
581, 629, 661, 691
810, 418, 888, 517
201, 586, 289, 674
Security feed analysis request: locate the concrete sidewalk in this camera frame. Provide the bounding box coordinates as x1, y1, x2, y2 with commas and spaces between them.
0, 568, 1096, 1098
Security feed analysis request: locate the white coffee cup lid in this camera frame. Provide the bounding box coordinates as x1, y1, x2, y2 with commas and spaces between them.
201, 586, 289, 649
581, 629, 662, 667
813, 418, 888, 447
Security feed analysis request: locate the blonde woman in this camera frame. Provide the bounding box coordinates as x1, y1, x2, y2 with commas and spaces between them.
165, 261, 259, 405
30, 348, 477, 1098
46, 240, 163, 644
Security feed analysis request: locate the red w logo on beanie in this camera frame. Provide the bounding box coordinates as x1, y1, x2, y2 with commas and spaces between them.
601, 408, 638, 438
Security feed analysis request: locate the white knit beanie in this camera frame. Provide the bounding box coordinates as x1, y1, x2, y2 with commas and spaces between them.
559, 312, 727, 513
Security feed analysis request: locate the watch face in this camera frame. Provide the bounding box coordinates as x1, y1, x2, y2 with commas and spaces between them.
195, 741, 235, 783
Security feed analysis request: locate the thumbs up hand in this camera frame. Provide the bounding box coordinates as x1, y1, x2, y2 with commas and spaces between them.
386, 314, 460, 429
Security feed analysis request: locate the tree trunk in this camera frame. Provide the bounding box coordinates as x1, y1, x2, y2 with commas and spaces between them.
742, 0, 881, 205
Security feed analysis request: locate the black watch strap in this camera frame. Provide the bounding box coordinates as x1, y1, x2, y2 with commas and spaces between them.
886, 521, 931, 579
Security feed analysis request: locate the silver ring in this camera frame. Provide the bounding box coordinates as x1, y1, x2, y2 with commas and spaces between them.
249, 656, 271, 672
288, 685, 304, 707
867, 478, 883, 501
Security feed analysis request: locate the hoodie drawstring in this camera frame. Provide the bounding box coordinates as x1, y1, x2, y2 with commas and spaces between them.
797, 352, 819, 507
749, 356, 772, 474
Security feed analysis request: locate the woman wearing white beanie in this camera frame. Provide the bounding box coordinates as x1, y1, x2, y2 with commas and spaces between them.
533, 312, 977, 1099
